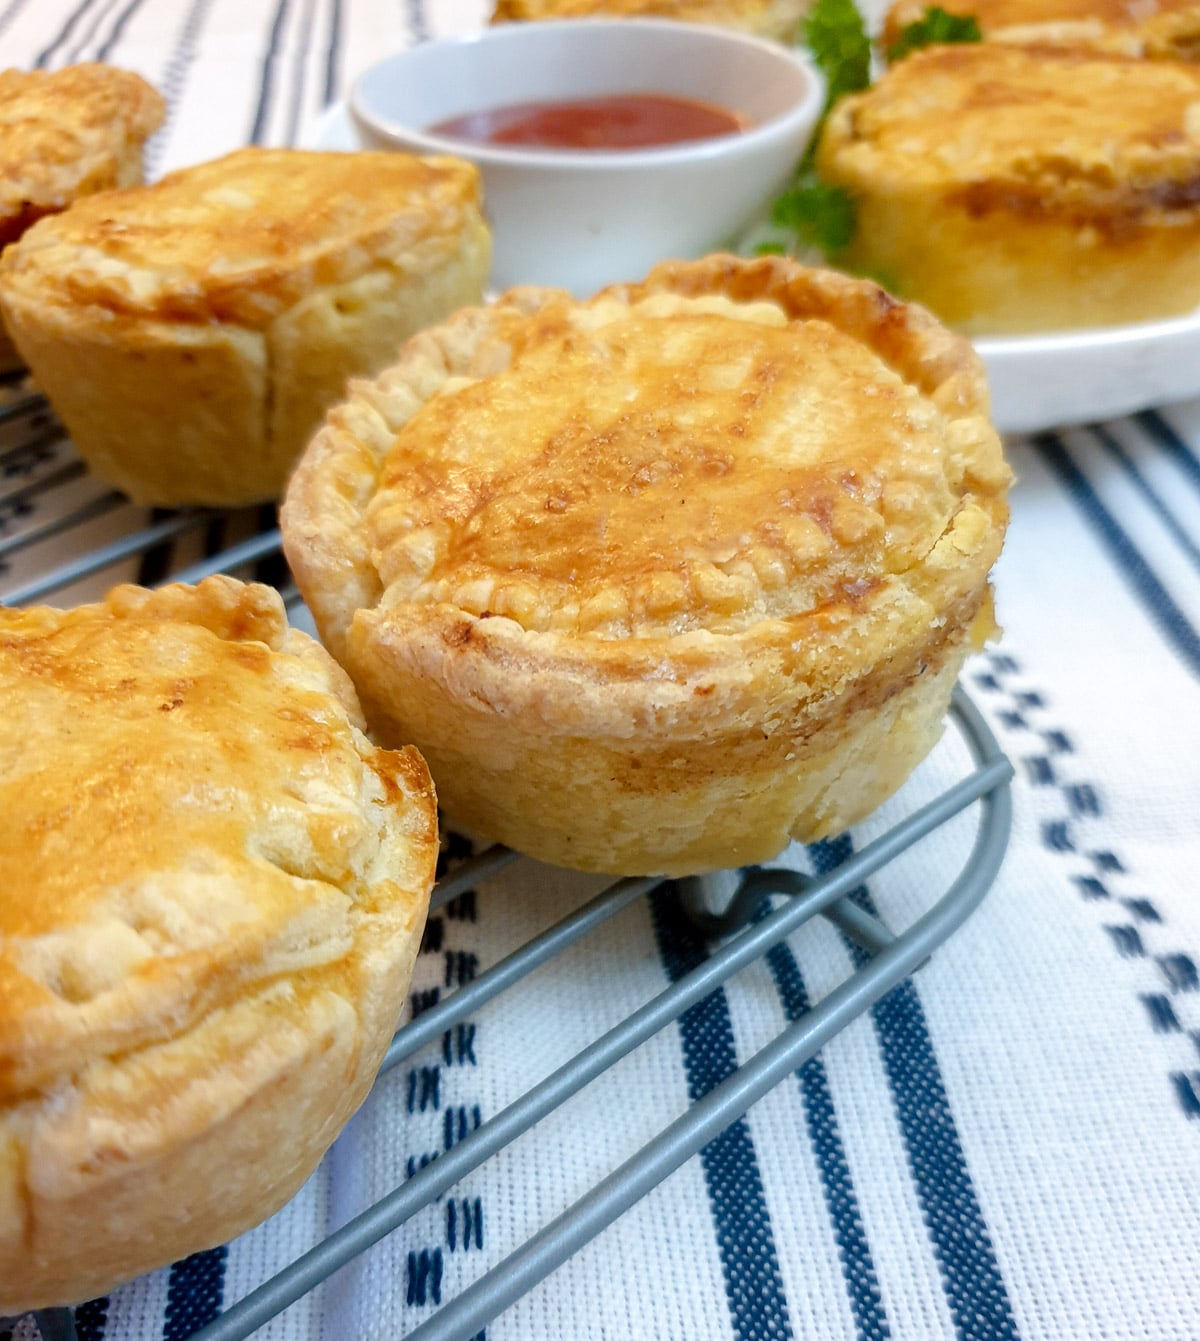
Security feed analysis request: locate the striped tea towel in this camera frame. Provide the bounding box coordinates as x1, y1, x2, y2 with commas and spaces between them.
2, 4, 1199, 1338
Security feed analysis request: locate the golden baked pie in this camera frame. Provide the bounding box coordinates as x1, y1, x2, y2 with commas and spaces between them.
881, 0, 1200, 60
0, 147, 491, 505
282, 254, 1010, 877
0, 577, 438, 1312
0, 63, 164, 372
818, 43, 1200, 334
491, 0, 810, 42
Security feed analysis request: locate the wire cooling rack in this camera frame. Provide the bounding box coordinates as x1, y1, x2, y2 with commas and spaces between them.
2, 378, 1014, 1341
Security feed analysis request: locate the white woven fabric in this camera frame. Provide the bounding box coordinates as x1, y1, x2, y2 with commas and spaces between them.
2, 5, 1199, 1339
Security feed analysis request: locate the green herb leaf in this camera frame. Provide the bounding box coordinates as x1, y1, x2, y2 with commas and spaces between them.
769, 169, 858, 256
887, 6, 982, 61
804, 0, 872, 115
755, 0, 868, 260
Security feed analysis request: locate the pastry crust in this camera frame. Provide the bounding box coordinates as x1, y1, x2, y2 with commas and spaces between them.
0, 63, 164, 373
490, 0, 810, 41
881, 0, 1200, 60
0, 147, 491, 505
0, 577, 438, 1312
282, 254, 1009, 877
818, 43, 1200, 333
0, 64, 164, 249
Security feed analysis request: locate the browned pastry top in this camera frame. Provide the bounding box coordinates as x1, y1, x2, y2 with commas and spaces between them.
0, 578, 437, 1103
367, 277, 983, 639
822, 43, 1200, 225
0, 146, 483, 324
0, 64, 164, 246
882, 0, 1200, 57
284, 255, 1009, 740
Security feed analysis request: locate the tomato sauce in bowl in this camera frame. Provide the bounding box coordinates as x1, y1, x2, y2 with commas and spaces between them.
427, 93, 748, 151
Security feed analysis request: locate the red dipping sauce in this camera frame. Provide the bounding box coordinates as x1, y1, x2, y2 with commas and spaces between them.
428, 93, 748, 151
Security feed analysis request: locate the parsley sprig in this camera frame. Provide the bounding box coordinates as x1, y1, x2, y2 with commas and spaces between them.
767, 175, 857, 255
888, 6, 982, 61
805, 0, 873, 116
761, 1, 980, 262
760, 0, 870, 259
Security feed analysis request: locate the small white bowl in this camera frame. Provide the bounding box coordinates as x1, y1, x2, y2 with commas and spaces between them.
350, 19, 823, 295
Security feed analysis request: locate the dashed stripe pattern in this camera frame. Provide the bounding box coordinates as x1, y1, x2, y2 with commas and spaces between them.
400, 831, 488, 1333
971, 651, 1200, 1122
161, 1251, 227, 1341
142, 0, 218, 179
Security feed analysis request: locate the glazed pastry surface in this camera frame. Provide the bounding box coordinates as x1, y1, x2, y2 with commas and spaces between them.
819, 44, 1200, 331
0, 63, 164, 248
284, 255, 1009, 875
0, 577, 438, 1312
0, 147, 491, 505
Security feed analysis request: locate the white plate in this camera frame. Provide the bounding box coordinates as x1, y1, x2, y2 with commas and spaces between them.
309, 101, 1200, 436
973, 315, 1200, 434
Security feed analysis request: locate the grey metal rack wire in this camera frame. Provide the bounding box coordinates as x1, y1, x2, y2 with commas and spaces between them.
3, 377, 1014, 1341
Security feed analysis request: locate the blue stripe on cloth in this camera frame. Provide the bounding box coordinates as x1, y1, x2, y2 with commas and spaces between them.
1033, 433, 1200, 677
0, 0, 35, 40
162, 1248, 227, 1341
74, 1297, 109, 1341
1086, 425, 1200, 577
95, 0, 149, 61
811, 837, 1021, 1341
406, 0, 429, 43
650, 885, 795, 1341
1135, 411, 1200, 496
322, 0, 342, 105
249, 0, 294, 146
143, 0, 219, 179
761, 922, 892, 1341
63, 0, 120, 63
33, 0, 100, 66
283, 0, 317, 146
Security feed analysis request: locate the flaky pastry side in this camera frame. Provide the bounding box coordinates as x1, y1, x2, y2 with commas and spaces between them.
0, 147, 491, 505
819, 43, 1200, 334
283, 255, 1009, 877
0, 576, 438, 1312
0, 62, 164, 373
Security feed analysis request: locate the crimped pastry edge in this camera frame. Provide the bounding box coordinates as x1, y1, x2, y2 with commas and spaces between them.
282, 255, 1007, 874
283, 253, 1004, 742
0, 577, 438, 1311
